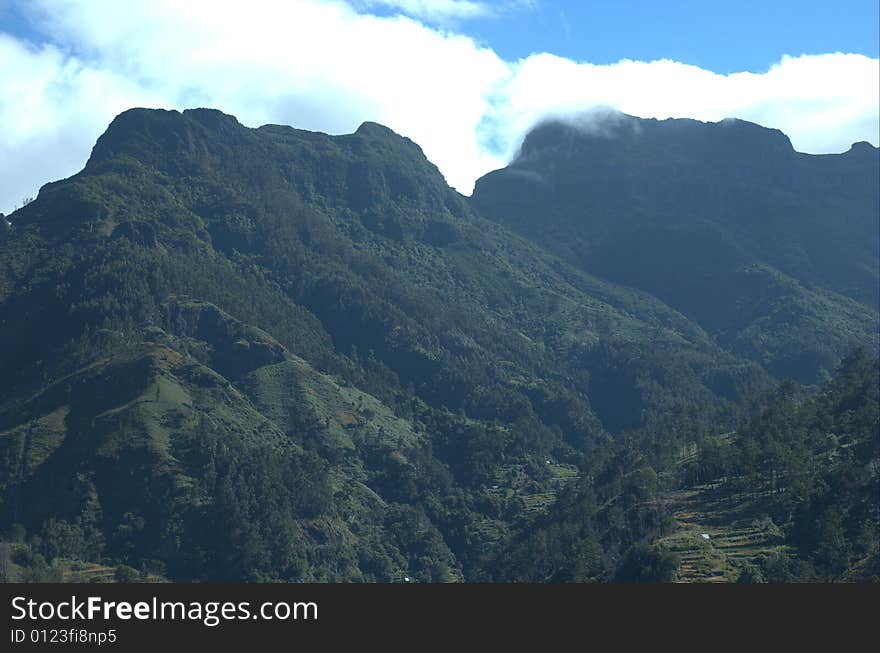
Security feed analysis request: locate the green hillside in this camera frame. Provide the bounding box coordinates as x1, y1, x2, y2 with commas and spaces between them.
472, 113, 879, 384
0, 108, 875, 582
488, 350, 878, 583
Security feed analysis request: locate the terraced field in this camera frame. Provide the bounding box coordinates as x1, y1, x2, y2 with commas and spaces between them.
487, 461, 580, 515
658, 485, 789, 582
0, 544, 167, 583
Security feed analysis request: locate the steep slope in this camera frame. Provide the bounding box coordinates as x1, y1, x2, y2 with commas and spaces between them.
471, 112, 879, 383
0, 107, 855, 582
2, 108, 766, 438
488, 350, 879, 583
0, 298, 462, 581
0, 108, 774, 580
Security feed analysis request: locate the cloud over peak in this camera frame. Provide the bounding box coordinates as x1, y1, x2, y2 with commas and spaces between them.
0, 0, 877, 213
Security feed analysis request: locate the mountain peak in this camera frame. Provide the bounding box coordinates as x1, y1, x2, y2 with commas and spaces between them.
350, 121, 430, 160
847, 140, 878, 155
181, 107, 243, 137
84, 107, 247, 172
517, 110, 636, 157
515, 112, 795, 165
354, 121, 398, 137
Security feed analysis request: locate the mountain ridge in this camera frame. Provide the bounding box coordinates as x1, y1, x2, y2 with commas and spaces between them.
472, 111, 879, 383
0, 107, 875, 583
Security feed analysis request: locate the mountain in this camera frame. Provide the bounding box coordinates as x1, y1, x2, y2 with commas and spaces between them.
489, 348, 879, 583
0, 108, 875, 582
472, 112, 879, 383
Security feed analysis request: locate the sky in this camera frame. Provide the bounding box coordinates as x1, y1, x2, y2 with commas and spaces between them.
0, 0, 878, 214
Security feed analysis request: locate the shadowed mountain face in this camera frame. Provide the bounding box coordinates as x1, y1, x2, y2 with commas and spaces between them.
0, 108, 875, 582
472, 112, 879, 383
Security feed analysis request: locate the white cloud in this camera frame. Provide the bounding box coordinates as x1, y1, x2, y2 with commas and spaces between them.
0, 0, 877, 215
356, 1, 493, 22
0, 33, 168, 213
352, 0, 536, 23
484, 52, 880, 160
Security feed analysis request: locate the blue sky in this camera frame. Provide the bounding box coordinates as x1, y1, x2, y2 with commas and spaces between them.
364, 0, 880, 72
0, 0, 877, 213
9, 1, 875, 73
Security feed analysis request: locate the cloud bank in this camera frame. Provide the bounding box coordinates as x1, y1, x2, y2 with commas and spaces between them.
0, 0, 877, 214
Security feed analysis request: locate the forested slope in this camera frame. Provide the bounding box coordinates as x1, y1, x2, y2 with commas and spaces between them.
0, 108, 875, 582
